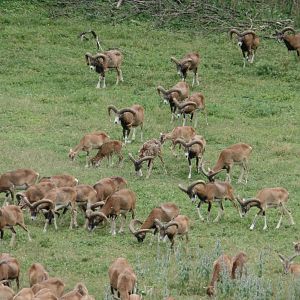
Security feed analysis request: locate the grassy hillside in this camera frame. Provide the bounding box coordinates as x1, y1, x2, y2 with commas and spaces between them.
0, 1, 300, 299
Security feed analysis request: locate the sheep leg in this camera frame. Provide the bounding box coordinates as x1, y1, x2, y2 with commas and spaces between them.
118, 153, 124, 167
225, 166, 231, 183
158, 154, 167, 174
276, 206, 284, 229
131, 128, 136, 141
242, 51, 247, 68
213, 200, 224, 222
263, 211, 267, 230
194, 112, 198, 128
43, 218, 50, 232
0, 229, 3, 239
101, 75, 106, 88
85, 151, 90, 168
237, 164, 245, 184
207, 201, 212, 222
111, 216, 117, 236
96, 75, 101, 89
146, 160, 153, 179
249, 209, 263, 230
188, 158, 192, 179
282, 204, 295, 225
17, 222, 32, 242
140, 124, 143, 141
195, 68, 200, 86
118, 214, 126, 233
70, 208, 78, 229
182, 114, 187, 126
196, 201, 205, 222
9, 226, 16, 247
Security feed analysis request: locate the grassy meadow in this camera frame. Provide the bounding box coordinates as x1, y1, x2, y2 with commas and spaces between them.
0, 1, 300, 299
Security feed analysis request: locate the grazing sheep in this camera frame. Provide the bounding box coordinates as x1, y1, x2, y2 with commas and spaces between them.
89, 140, 124, 168
128, 139, 167, 178
207, 251, 247, 296
154, 214, 190, 248
87, 189, 136, 235
108, 258, 137, 300
237, 187, 294, 230
31, 277, 65, 298
28, 263, 49, 287
0, 253, 20, 289
0, 169, 39, 204
157, 82, 189, 122
200, 143, 252, 183
178, 180, 240, 222
129, 203, 179, 243
69, 132, 110, 167
0, 206, 32, 246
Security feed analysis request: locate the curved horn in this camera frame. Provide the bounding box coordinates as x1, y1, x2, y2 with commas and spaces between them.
199, 162, 224, 181
179, 101, 197, 110
129, 219, 152, 235
89, 211, 108, 221
21, 196, 34, 208
157, 86, 167, 95
174, 138, 188, 148
242, 198, 261, 206
94, 53, 106, 62
128, 153, 138, 164
180, 58, 193, 66
167, 88, 184, 96
85, 52, 93, 65
229, 29, 241, 39
118, 108, 137, 115
280, 27, 296, 35
235, 196, 245, 206
165, 221, 179, 229
90, 201, 105, 210
154, 218, 164, 228
170, 57, 180, 65
107, 105, 119, 116
32, 199, 53, 209
129, 219, 143, 235
241, 30, 257, 38
187, 180, 206, 193
178, 184, 188, 193
186, 139, 204, 148
278, 254, 286, 262
16, 192, 25, 204
136, 156, 154, 164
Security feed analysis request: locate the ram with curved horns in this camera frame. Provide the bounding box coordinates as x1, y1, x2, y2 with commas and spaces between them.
170, 52, 200, 86
178, 180, 241, 222
229, 29, 260, 67
175, 135, 206, 179
154, 214, 190, 249
157, 82, 189, 123
22, 187, 78, 232
273, 27, 300, 57
129, 202, 179, 243
108, 104, 144, 144
86, 189, 136, 236
128, 139, 167, 179
85, 49, 123, 88
173, 92, 207, 127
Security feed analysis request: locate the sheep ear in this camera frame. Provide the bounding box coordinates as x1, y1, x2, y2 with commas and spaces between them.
293, 242, 297, 246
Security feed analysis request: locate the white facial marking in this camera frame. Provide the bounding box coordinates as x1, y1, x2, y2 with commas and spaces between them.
137, 169, 143, 177
238, 41, 242, 47
114, 116, 121, 124
163, 99, 168, 105
90, 65, 95, 71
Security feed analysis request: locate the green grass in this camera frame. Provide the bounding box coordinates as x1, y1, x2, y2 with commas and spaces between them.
0, 2, 300, 299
